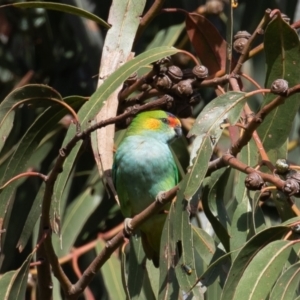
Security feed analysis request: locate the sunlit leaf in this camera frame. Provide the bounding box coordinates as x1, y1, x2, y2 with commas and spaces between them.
184, 91, 246, 199
270, 261, 300, 300
221, 226, 291, 300
232, 240, 300, 300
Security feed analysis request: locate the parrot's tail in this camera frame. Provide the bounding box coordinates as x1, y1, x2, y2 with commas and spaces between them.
140, 214, 166, 268
141, 231, 160, 268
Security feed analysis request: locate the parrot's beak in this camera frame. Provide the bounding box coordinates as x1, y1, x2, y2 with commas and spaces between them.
174, 126, 182, 138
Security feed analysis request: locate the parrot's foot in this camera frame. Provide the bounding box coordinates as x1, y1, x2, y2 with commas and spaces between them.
124, 218, 133, 236
156, 191, 166, 204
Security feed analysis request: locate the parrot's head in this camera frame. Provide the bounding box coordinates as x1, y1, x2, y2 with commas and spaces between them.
126, 110, 182, 143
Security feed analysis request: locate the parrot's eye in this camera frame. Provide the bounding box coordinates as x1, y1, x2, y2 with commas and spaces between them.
161, 118, 168, 124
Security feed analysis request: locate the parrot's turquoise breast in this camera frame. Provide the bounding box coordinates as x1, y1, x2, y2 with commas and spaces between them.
114, 135, 177, 217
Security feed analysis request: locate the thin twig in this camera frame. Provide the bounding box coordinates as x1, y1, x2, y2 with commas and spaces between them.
232, 9, 272, 75
0, 172, 47, 190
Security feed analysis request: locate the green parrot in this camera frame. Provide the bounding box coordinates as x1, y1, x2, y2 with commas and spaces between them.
113, 110, 182, 267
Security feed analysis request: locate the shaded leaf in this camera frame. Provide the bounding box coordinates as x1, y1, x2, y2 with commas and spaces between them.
2, 2, 110, 28
202, 168, 231, 252
184, 91, 246, 199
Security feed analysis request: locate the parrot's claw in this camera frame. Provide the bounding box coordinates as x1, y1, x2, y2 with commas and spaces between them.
156, 191, 166, 204
124, 218, 133, 236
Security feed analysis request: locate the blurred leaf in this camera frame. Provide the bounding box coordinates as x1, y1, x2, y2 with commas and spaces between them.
53, 181, 104, 257
232, 240, 300, 300
147, 23, 185, 49
221, 225, 291, 300
202, 168, 231, 252
257, 16, 300, 163
184, 12, 227, 74
2, 2, 110, 28
184, 91, 246, 200
52, 276, 63, 300
0, 252, 32, 299
96, 240, 126, 300
53, 46, 179, 233
269, 260, 300, 300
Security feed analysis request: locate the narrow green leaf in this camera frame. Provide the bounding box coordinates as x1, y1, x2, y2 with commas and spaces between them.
202, 168, 231, 252
53, 46, 179, 231
221, 225, 291, 300
184, 91, 246, 199
96, 240, 126, 300
0, 272, 15, 299
0, 253, 33, 300
233, 240, 300, 300
257, 16, 300, 162
1, 2, 110, 28
147, 23, 185, 49
270, 261, 300, 300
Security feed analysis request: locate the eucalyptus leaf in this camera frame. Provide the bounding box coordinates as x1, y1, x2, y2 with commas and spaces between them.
184, 91, 246, 199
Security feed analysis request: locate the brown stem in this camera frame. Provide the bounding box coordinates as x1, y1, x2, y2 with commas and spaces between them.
135, 0, 165, 40
222, 153, 284, 189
